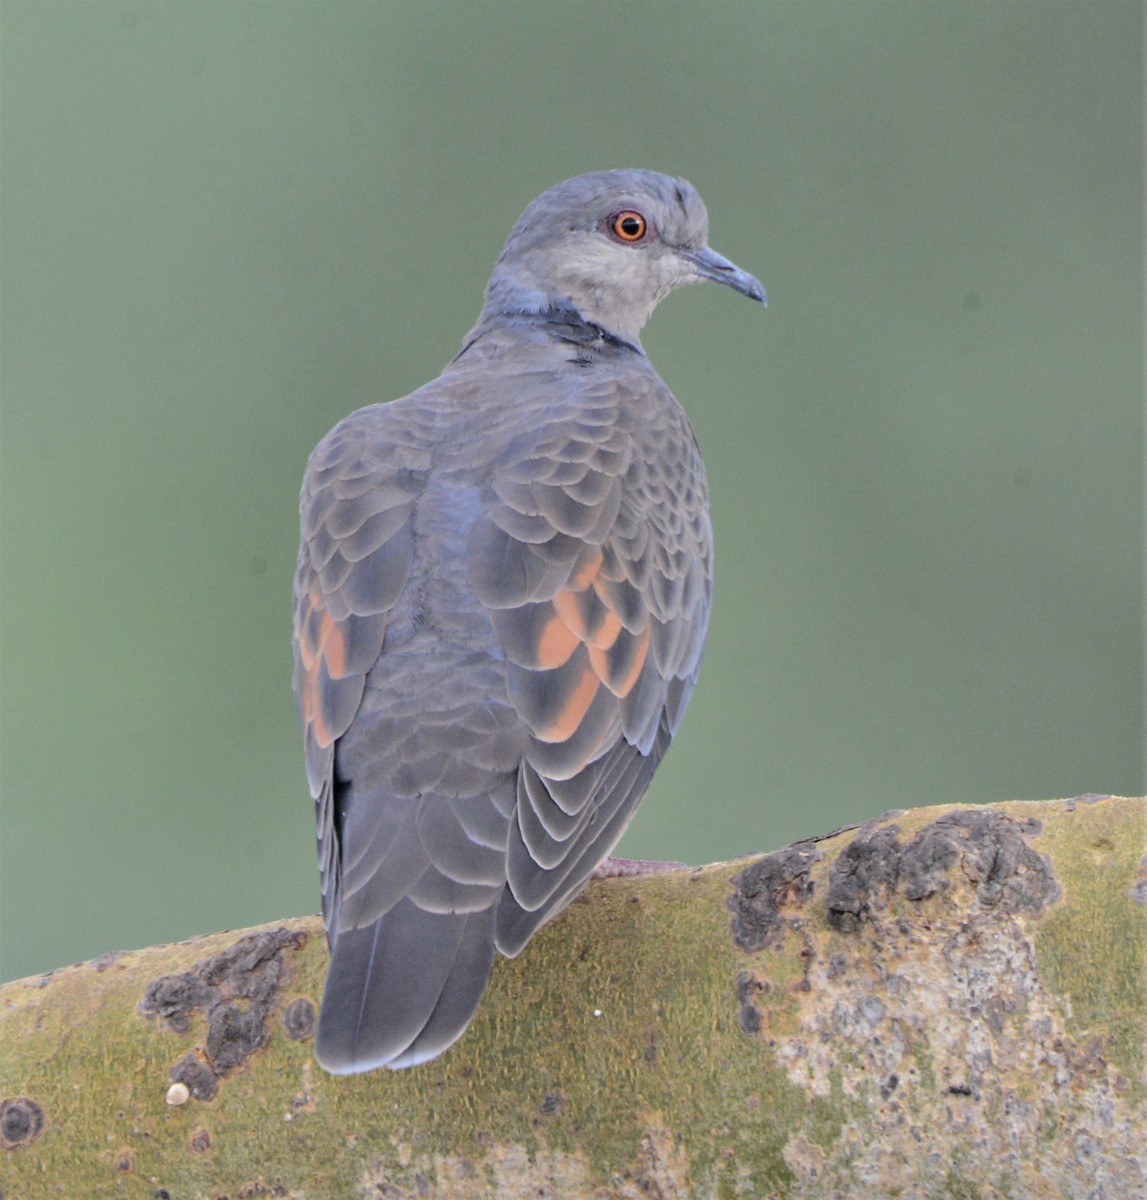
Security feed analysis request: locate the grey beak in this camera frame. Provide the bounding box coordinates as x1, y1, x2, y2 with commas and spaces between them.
683, 246, 767, 305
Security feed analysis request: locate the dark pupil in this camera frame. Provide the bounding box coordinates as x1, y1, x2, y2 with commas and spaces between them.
619, 216, 642, 237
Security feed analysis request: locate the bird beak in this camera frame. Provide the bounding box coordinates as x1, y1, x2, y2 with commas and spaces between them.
682, 246, 767, 305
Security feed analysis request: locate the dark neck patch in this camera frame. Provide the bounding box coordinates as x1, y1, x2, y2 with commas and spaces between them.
516, 305, 640, 358
454, 304, 642, 366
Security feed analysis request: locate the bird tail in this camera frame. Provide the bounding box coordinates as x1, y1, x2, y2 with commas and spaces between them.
315, 897, 498, 1073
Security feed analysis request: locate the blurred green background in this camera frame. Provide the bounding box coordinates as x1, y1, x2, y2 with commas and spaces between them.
1, 1, 1142, 983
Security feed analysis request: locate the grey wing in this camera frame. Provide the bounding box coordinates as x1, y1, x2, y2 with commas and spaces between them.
292, 406, 421, 933
467, 373, 713, 956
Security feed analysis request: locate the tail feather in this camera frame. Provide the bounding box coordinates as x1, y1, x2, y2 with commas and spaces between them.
385, 906, 499, 1068
316, 898, 497, 1074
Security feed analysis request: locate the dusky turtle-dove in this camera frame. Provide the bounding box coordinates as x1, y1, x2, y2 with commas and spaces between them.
293, 169, 765, 1074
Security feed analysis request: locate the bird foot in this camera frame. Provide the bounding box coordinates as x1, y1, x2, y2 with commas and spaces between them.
592, 856, 689, 879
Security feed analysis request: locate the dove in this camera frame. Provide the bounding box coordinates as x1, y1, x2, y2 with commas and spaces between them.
293, 169, 764, 1073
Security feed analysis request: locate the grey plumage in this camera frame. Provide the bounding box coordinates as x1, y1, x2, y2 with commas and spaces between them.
293, 169, 764, 1073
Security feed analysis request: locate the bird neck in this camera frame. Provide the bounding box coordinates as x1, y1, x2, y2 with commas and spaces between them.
476, 261, 651, 345
459, 295, 643, 361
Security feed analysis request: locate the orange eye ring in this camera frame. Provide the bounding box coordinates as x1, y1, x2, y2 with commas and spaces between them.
609, 210, 648, 243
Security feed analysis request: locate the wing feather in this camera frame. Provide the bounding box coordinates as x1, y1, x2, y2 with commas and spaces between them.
292, 405, 420, 926
477, 373, 712, 953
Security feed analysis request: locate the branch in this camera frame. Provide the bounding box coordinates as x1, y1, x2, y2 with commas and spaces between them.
2, 796, 1144, 1198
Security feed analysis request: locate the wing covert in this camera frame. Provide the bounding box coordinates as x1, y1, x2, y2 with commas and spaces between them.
292, 407, 422, 925
470, 375, 713, 952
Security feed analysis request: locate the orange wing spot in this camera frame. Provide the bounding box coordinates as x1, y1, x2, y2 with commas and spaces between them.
302, 584, 348, 678
297, 606, 320, 671
568, 546, 604, 591
297, 654, 335, 748
308, 690, 334, 748
585, 607, 622, 650
552, 586, 590, 640
552, 584, 621, 649
296, 585, 342, 749
536, 611, 580, 668
319, 609, 347, 678
588, 624, 649, 697
537, 663, 600, 743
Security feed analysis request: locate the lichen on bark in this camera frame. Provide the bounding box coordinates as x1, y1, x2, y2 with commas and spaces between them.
1, 796, 1143, 1199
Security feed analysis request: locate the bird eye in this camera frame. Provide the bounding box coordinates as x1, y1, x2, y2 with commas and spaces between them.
608, 210, 649, 243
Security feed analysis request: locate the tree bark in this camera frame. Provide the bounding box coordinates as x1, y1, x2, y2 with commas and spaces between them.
2, 796, 1144, 1199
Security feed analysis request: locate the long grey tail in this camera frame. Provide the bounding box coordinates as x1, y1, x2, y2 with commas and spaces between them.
315, 898, 498, 1074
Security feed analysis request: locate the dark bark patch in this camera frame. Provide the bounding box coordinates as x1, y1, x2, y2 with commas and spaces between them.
140, 972, 206, 1031
282, 996, 316, 1040
738, 1003, 761, 1035
827, 809, 1061, 932
0, 1097, 44, 1150
727, 842, 822, 952
139, 928, 307, 1082
825, 826, 903, 932
170, 1053, 218, 1102
735, 970, 767, 1035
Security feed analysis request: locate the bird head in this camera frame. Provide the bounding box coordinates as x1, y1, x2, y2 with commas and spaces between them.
481, 169, 765, 346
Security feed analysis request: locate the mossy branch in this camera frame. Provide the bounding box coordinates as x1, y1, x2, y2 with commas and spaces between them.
2, 796, 1144, 1199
